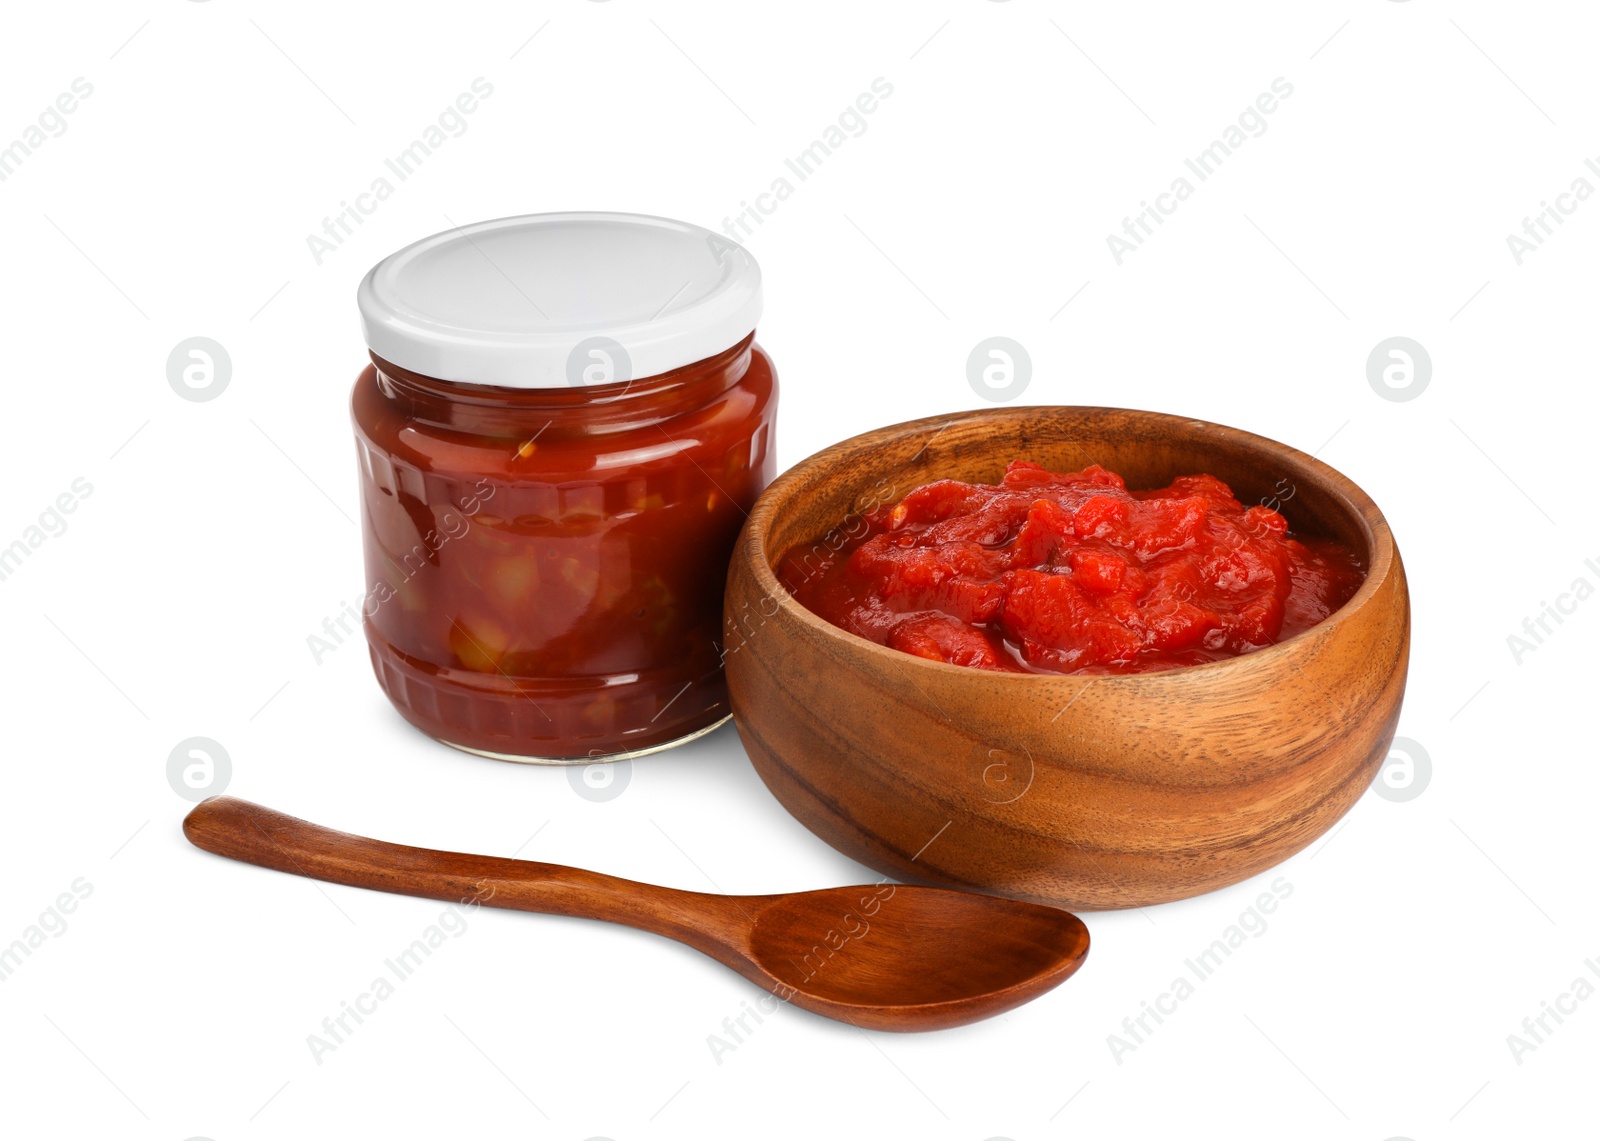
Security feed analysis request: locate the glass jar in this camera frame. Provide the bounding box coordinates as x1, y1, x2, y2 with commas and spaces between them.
351, 213, 776, 762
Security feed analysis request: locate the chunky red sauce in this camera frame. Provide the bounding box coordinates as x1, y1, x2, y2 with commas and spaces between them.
352, 336, 776, 759
780, 461, 1364, 675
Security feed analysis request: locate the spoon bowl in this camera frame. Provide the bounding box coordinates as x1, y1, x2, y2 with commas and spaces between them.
743, 885, 1091, 1027
183, 797, 1088, 1032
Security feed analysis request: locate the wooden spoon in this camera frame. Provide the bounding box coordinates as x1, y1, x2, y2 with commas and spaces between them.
183, 797, 1089, 1032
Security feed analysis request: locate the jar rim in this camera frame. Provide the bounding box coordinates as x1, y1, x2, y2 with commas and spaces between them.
357, 212, 762, 390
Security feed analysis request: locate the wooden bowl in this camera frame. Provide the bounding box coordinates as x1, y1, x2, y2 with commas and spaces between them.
723, 406, 1409, 911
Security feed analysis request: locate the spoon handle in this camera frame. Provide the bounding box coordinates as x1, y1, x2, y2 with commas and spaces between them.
183, 797, 749, 953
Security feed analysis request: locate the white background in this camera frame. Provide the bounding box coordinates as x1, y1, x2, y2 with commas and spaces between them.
1, 2, 1595, 1138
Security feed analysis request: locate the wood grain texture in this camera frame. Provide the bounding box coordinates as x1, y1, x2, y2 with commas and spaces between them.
183, 796, 1089, 1031
724, 406, 1410, 911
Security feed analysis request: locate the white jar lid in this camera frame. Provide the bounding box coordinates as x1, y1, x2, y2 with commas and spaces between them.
357, 212, 762, 388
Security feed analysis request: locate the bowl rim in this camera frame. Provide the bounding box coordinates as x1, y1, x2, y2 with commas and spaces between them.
737, 404, 1399, 685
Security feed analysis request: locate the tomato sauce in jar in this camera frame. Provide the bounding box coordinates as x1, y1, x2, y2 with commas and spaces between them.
780, 461, 1362, 675
352, 214, 776, 760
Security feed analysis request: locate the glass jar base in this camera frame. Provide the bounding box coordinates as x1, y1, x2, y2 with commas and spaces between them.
367, 634, 730, 763
435, 713, 732, 766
